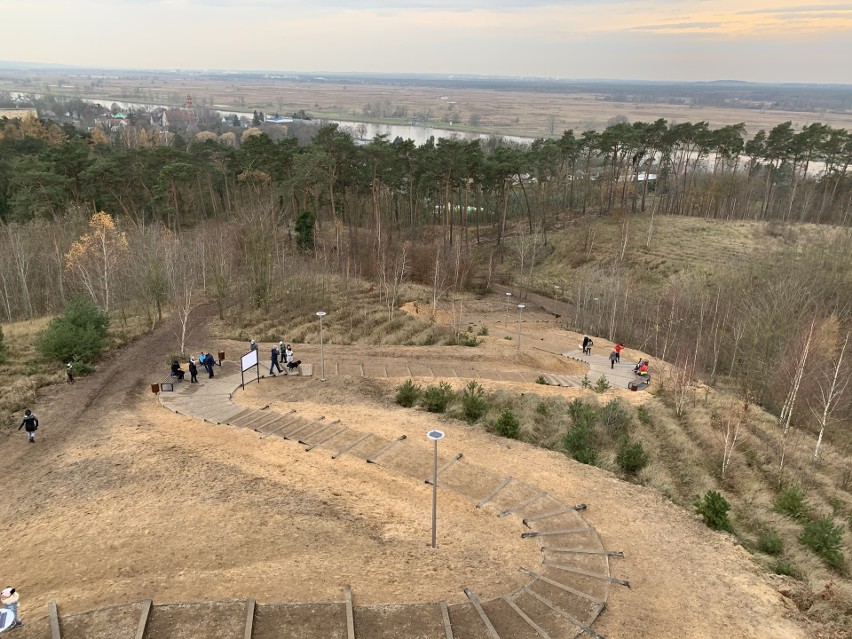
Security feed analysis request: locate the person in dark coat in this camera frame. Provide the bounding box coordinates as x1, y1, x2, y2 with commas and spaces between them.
203, 352, 215, 378
188, 357, 198, 383
18, 410, 38, 443
170, 361, 185, 380
269, 346, 283, 375
66, 362, 75, 383
582, 335, 590, 352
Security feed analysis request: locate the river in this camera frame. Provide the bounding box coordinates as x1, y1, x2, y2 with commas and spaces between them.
11, 92, 535, 146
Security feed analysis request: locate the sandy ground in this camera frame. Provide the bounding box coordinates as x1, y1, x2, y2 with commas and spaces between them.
0, 297, 816, 638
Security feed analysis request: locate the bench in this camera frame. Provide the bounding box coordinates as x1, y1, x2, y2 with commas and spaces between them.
159, 374, 179, 392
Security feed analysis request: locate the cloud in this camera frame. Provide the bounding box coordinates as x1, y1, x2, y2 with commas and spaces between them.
737, 3, 852, 15
625, 20, 725, 33
194, 0, 616, 9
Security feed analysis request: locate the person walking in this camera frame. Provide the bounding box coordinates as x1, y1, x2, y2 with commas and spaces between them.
250, 339, 258, 353
269, 345, 283, 375
188, 357, 198, 383
609, 349, 618, 369
66, 362, 75, 383
1, 587, 22, 628
614, 342, 624, 363
18, 410, 38, 443
203, 352, 215, 378
582, 335, 590, 353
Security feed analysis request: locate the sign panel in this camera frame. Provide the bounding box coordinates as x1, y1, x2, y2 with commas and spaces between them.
241, 349, 258, 372
0, 607, 15, 632
427, 430, 445, 441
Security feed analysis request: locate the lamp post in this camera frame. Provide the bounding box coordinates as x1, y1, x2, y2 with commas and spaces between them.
517, 304, 525, 351
504, 292, 512, 333
427, 429, 445, 549
316, 311, 327, 382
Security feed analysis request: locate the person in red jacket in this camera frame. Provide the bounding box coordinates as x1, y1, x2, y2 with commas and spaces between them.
614, 342, 624, 363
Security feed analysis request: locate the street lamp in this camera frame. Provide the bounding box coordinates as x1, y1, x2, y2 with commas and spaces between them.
517, 304, 526, 351
316, 311, 327, 382
427, 429, 445, 549
504, 292, 512, 332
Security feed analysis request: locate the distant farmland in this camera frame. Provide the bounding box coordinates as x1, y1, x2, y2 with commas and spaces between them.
3, 70, 852, 138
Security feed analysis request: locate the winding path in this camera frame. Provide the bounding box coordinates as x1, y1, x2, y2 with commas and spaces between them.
29, 359, 627, 638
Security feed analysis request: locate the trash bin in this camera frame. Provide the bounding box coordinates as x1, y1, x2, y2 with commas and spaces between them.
151, 383, 160, 394
218, 351, 225, 365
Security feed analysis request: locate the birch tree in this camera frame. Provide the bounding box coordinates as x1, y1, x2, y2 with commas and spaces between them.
813, 332, 850, 462
64, 212, 129, 313
167, 236, 198, 355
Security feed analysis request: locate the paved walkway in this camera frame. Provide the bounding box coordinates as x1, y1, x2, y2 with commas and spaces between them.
248, 351, 645, 392
53, 364, 621, 638
563, 350, 645, 389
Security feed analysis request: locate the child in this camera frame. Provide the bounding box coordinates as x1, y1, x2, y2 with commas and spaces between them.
18, 410, 38, 443
609, 350, 618, 369
584, 339, 594, 355
1, 587, 22, 628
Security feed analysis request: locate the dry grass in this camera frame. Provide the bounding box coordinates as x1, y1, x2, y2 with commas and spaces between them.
1, 317, 60, 426
525, 214, 843, 291
1, 311, 151, 429
212, 275, 462, 348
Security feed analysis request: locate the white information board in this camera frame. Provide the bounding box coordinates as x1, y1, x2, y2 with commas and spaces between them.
0, 607, 15, 632
241, 349, 258, 372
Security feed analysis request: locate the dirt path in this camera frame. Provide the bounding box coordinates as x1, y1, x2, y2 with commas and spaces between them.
0, 297, 814, 638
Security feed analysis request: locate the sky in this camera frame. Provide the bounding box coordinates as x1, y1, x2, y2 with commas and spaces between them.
1, 0, 851, 83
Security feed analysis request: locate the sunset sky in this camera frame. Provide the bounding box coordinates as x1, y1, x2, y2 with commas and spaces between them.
1, 0, 851, 83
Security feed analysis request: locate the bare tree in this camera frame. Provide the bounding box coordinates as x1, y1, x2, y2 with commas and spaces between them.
380, 245, 409, 321
813, 332, 850, 462
779, 319, 816, 435
5, 223, 34, 319
721, 397, 750, 480
64, 212, 129, 312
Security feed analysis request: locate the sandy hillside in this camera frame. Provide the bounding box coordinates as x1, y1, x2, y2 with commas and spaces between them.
0, 299, 815, 638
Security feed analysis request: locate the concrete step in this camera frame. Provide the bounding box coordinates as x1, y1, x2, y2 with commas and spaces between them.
254, 602, 348, 639
57, 601, 146, 639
